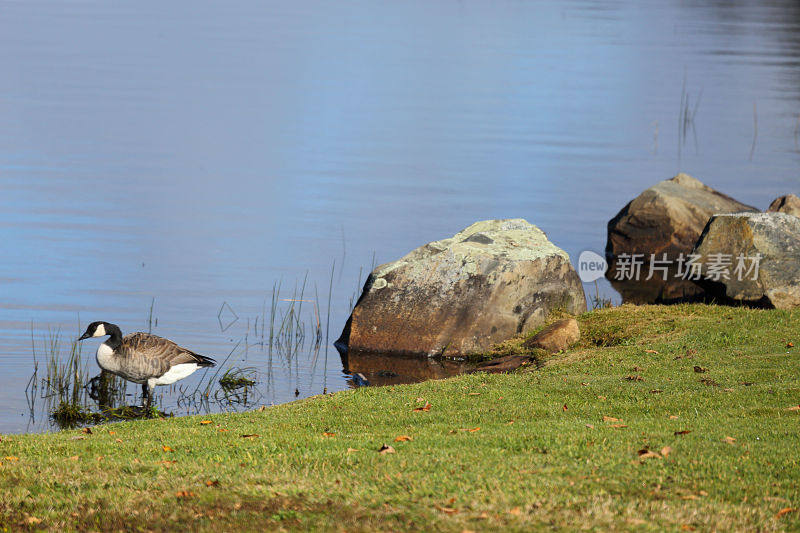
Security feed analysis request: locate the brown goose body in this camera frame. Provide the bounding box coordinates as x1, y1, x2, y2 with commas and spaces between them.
78, 321, 215, 407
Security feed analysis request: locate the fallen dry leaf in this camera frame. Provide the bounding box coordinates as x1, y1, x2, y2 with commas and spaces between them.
722, 436, 737, 444
681, 525, 696, 531
468, 392, 481, 396
205, 480, 220, 487
787, 342, 794, 348
346, 447, 359, 454
394, 435, 413, 442
674, 430, 692, 436
218, 428, 228, 432
200, 420, 213, 425
786, 406, 800, 411
610, 424, 628, 429
625, 375, 644, 381
378, 444, 395, 454
4, 456, 18, 461
435, 505, 458, 515
693, 366, 707, 373
669, 415, 679, 419
240, 434, 259, 439
562, 403, 568, 411
776, 507, 797, 518
413, 402, 431, 412
162, 446, 174, 452
645, 349, 659, 354
637, 449, 661, 460
650, 389, 663, 393
322, 432, 336, 437
175, 491, 195, 499
81, 427, 92, 435
69, 456, 79, 461
602, 416, 622, 422
25, 516, 42, 525
585, 424, 595, 429
660, 446, 672, 457
108, 431, 116, 435
509, 507, 522, 516
115, 438, 122, 443
597, 395, 606, 400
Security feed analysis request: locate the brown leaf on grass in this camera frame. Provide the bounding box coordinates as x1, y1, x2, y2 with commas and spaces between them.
161, 460, 177, 466
346, 448, 359, 454
468, 392, 481, 396
776, 507, 798, 518
460, 427, 481, 433
413, 402, 431, 412
114, 438, 123, 443
4, 456, 18, 461
660, 446, 672, 457
240, 434, 260, 439
506, 420, 515, 425
722, 436, 736, 444
509, 507, 522, 516
81, 427, 92, 434
602, 416, 622, 422
787, 342, 794, 348
108, 431, 116, 435
693, 366, 707, 373
597, 395, 606, 400
435, 505, 458, 515
175, 491, 195, 499
200, 420, 213, 425
378, 444, 395, 454
645, 349, 659, 354
562, 403, 568, 411
322, 432, 336, 437
786, 405, 800, 411
669, 415, 679, 419
610, 424, 628, 429
218, 428, 228, 432
205, 480, 220, 487
637, 448, 662, 459
700, 378, 719, 387
650, 389, 663, 394
625, 375, 644, 382
681, 525, 696, 531
585, 424, 595, 429
25, 516, 42, 525
674, 430, 692, 436
162, 446, 174, 452
394, 435, 413, 442
69, 456, 79, 461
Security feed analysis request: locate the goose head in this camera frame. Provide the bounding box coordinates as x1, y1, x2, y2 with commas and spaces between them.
78, 321, 111, 341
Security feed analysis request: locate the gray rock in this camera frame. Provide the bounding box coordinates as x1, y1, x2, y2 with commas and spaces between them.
338, 219, 587, 357
692, 212, 800, 309
767, 194, 800, 217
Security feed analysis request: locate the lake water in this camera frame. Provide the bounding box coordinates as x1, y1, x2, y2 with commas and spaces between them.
1, 0, 798, 433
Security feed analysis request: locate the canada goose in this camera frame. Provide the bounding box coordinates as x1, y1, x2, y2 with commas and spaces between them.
77, 321, 215, 408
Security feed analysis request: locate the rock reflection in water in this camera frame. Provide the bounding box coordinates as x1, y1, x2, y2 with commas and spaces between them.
340, 350, 470, 387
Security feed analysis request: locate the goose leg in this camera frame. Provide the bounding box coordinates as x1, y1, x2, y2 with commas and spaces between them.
141, 383, 150, 408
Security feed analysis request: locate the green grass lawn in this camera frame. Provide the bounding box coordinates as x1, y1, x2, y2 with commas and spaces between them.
2, 304, 800, 532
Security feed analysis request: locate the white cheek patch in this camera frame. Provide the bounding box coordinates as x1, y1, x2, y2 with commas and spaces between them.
93, 323, 106, 337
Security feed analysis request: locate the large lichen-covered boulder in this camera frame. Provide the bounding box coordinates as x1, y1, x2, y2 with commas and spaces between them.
767, 194, 800, 217
337, 219, 586, 358
605, 173, 758, 303
692, 212, 800, 309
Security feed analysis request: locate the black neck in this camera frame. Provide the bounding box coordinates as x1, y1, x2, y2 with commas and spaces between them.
104, 323, 123, 350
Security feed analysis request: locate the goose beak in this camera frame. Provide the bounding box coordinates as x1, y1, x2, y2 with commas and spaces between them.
78, 332, 91, 341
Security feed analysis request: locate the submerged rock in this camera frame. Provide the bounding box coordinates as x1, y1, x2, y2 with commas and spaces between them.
523, 318, 580, 353
605, 173, 758, 303
337, 219, 586, 358
767, 194, 800, 217
692, 212, 800, 309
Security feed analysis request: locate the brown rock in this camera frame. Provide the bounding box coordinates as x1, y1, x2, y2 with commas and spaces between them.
767, 194, 800, 217
605, 173, 758, 303
336, 219, 586, 358
523, 318, 580, 353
